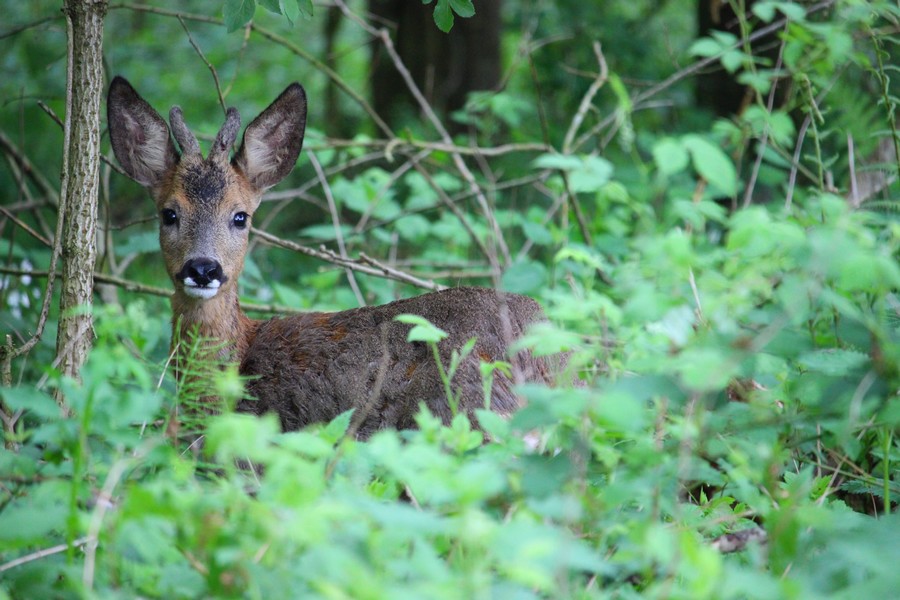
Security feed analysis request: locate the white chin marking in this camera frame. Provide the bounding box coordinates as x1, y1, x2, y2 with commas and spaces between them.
183, 284, 220, 300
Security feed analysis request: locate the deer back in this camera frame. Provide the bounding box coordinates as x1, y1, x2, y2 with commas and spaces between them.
237, 287, 559, 437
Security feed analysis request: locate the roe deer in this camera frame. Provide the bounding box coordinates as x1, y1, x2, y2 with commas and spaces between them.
107, 76, 570, 438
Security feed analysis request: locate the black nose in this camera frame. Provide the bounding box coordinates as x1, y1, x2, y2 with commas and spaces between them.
178, 258, 225, 287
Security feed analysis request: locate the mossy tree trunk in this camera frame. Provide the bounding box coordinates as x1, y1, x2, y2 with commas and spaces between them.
55, 0, 107, 392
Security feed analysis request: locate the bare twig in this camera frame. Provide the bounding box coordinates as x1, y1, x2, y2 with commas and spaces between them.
0, 267, 297, 315
178, 16, 227, 114
309, 150, 365, 306
84, 445, 153, 590
742, 25, 789, 208
37, 102, 128, 179
0, 205, 51, 247
0, 537, 92, 573
0, 15, 59, 41
251, 228, 443, 291
0, 129, 60, 206
563, 42, 608, 153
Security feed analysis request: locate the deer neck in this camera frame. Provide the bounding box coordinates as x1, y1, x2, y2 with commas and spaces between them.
171, 287, 257, 363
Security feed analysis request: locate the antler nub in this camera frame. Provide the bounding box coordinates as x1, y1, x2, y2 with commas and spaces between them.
209, 107, 241, 162
168, 106, 201, 157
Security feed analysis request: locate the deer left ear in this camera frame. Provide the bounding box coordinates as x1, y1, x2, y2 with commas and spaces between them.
233, 83, 307, 192
108, 76, 179, 188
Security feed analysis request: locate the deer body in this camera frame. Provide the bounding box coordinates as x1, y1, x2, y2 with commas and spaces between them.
107, 77, 566, 435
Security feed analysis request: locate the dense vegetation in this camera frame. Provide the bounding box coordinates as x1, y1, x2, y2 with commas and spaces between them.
2, 0, 900, 597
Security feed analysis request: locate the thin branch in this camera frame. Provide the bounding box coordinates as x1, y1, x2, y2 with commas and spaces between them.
178, 16, 227, 115
0, 129, 60, 206
0, 15, 59, 41
82, 442, 155, 590
742, 24, 789, 208
0, 205, 52, 247
38, 101, 128, 178
309, 150, 365, 306
563, 42, 608, 153
0, 266, 298, 315
251, 228, 444, 291
0, 537, 92, 573
310, 137, 551, 157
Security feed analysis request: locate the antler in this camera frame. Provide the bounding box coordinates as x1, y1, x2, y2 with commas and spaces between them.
168, 106, 201, 156
209, 107, 241, 162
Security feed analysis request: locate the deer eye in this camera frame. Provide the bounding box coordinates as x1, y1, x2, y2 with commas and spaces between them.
161, 209, 178, 226
232, 212, 249, 229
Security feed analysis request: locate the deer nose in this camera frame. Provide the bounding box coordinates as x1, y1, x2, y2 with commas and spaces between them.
178, 258, 225, 287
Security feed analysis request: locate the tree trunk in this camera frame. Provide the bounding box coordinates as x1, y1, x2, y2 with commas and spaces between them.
368, 0, 502, 127
55, 0, 107, 390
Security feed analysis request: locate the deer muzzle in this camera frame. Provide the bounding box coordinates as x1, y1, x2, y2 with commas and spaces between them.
177, 258, 228, 300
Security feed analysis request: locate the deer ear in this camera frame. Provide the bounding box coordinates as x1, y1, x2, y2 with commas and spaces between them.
107, 76, 179, 188
233, 83, 307, 191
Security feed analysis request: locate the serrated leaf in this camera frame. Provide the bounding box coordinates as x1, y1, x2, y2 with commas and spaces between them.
223, 0, 255, 31
1, 385, 61, 419
322, 409, 354, 443
798, 349, 869, 376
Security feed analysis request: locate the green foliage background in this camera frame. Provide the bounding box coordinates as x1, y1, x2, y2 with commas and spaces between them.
2, 0, 900, 597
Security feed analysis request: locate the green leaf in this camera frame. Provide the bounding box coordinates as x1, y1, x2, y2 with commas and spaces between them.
688, 38, 723, 58
568, 156, 613, 192
297, 0, 314, 18
501, 260, 548, 294
449, 0, 475, 17
532, 153, 583, 171
1, 385, 62, 419
281, 0, 299, 23
395, 214, 431, 242
223, 0, 255, 31
753, 1, 776, 22
322, 409, 354, 443
652, 137, 689, 177
258, 0, 280, 13
395, 314, 448, 343
798, 349, 869, 376
432, 0, 453, 32
522, 220, 553, 245
682, 134, 738, 196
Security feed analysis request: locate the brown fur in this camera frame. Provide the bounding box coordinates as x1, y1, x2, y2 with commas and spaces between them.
107, 77, 571, 437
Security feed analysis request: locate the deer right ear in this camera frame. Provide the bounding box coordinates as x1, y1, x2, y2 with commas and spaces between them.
233, 83, 307, 192
107, 76, 178, 187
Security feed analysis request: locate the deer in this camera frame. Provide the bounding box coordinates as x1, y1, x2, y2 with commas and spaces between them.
106, 76, 571, 438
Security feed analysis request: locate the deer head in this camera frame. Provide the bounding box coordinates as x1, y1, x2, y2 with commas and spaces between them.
107, 76, 307, 302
